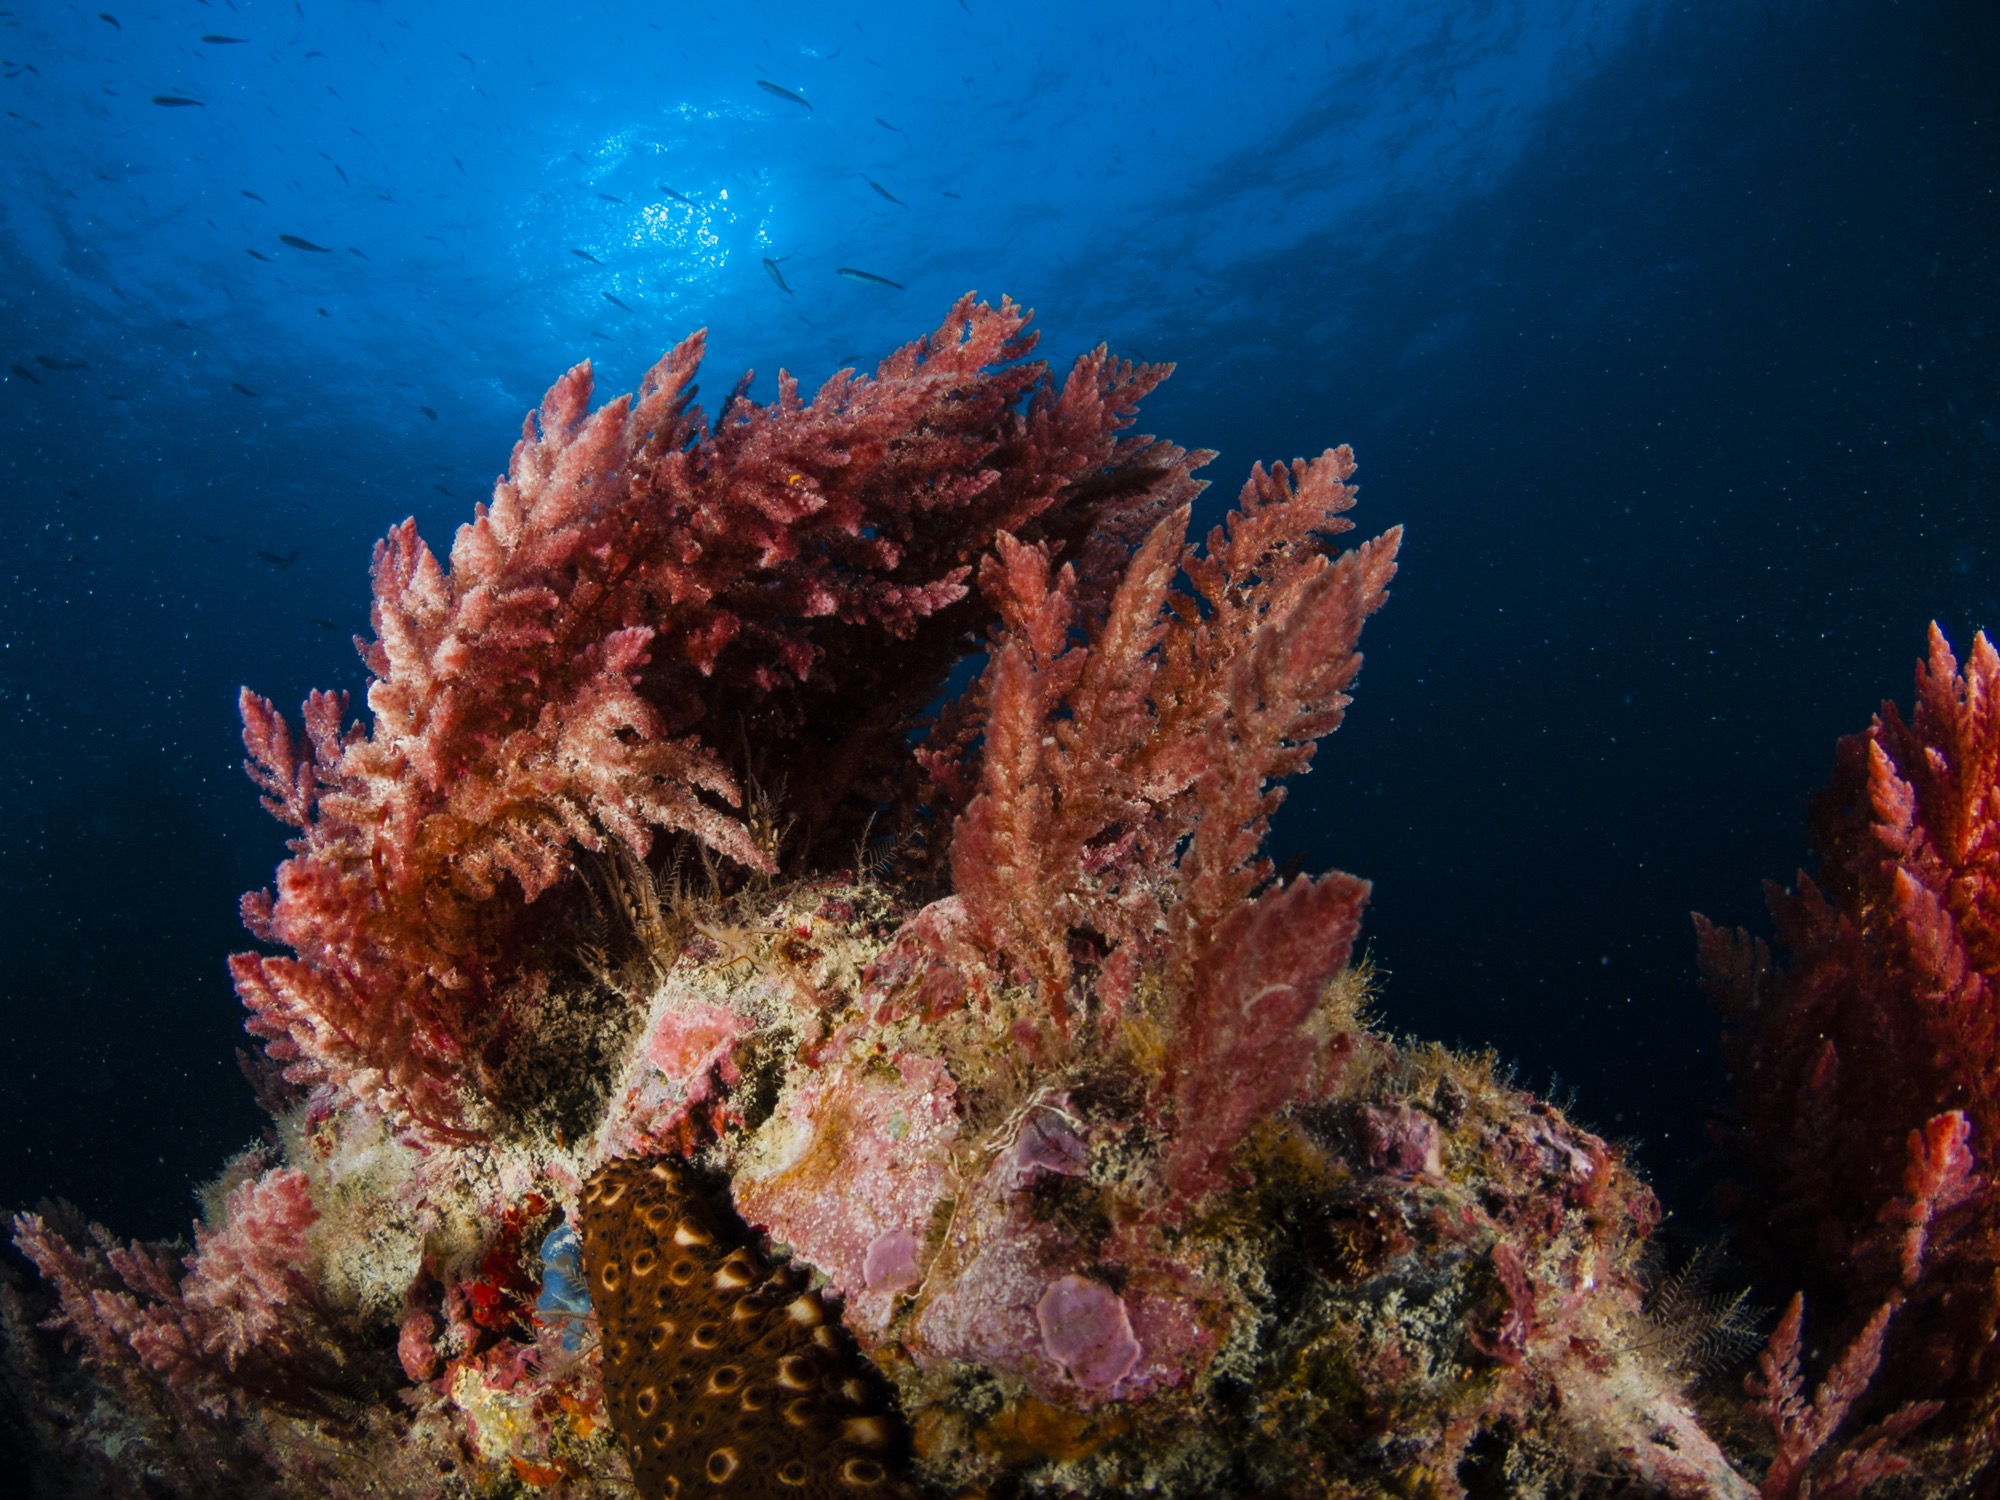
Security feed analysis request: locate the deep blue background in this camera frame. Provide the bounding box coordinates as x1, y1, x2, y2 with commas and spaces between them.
2, 0, 1995, 1242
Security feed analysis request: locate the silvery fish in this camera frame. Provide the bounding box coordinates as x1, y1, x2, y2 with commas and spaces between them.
837, 267, 904, 289
757, 79, 811, 111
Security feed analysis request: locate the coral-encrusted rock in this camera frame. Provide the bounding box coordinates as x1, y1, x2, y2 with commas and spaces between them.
560, 879, 1752, 1498
598, 993, 752, 1160
218, 863, 1733, 1498
733, 1052, 959, 1334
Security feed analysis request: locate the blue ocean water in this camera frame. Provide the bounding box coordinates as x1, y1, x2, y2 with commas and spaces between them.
0, 0, 1993, 1243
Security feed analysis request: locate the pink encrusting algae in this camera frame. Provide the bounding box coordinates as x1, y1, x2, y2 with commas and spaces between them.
4, 298, 1987, 1498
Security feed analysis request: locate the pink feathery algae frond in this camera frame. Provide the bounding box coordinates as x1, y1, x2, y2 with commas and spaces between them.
949, 512, 1186, 1028
1167, 516, 1400, 959
948, 446, 1397, 1192
175, 1168, 319, 1366
953, 453, 1394, 1008
1157, 869, 1371, 1202
1745, 1293, 1939, 1500
235, 296, 1209, 1132
1699, 622, 2000, 1432
1868, 1110, 1979, 1292
9, 1168, 352, 1433
1149, 520, 1396, 1195
10, 1208, 186, 1398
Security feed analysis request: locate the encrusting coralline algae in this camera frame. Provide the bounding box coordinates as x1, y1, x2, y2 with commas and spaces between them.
5, 297, 1990, 1498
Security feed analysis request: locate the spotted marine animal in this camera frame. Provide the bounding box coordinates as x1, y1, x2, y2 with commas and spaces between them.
579, 1158, 920, 1498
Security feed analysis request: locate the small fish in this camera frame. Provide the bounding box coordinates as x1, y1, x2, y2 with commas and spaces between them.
419, 405, 437, 420
757, 79, 811, 111
62, 488, 83, 499
9, 364, 41, 385
245, 247, 275, 262
595, 192, 623, 204
603, 292, 633, 312
658, 184, 695, 206
763, 257, 793, 295
280, 234, 331, 251
35, 355, 89, 370
347, 246, 368, 258
571, 247, 604, 265
836, 266, 903, 289
202, 35, 248, 44
303, 49, 325, 58
874, 116, 903, 133
98, 12, 119, 27
456, 51, 474, 65
255, 547, 299, 567
311, 617, 339, 630
941, 190, 963, 199
433, 483, 454, 496
316, 307, 328, 317
239, 188, 264, 202
233, 382, 261, 397
332, 162, 348, 183
152, 95, 204, 107
452, 155, 465, 174
866, 177, 907, 207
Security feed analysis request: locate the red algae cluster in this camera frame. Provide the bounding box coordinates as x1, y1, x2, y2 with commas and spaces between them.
5, 300, 1991, 1498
